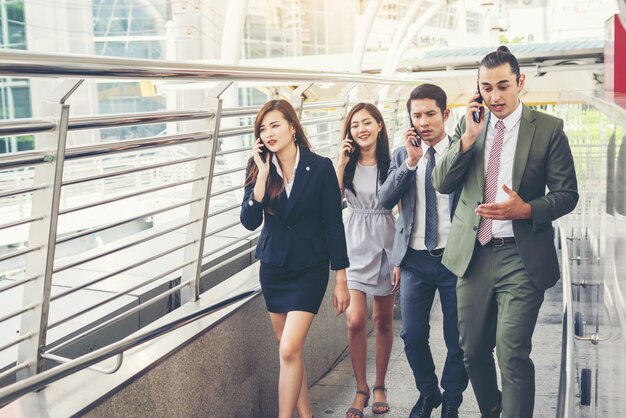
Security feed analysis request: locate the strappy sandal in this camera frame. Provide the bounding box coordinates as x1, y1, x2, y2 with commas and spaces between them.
345, 389, 370, 418
371, 385, 390, 414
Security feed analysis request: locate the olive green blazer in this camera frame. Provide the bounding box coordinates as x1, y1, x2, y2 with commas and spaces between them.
432, 105, 579, 290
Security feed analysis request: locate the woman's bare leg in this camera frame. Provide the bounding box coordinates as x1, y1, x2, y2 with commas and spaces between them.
346, 290, 370, 416
270, 311, 315, 418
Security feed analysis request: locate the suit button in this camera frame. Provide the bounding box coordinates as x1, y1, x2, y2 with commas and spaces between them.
473, 226, 477, 231
286, 225, 291, 229
248, 200, 254, 206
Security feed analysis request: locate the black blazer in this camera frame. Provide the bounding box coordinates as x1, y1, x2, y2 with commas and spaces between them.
240, 147, 350, 271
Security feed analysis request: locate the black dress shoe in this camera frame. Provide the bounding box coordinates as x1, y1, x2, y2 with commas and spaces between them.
440, 402, 459, 418
409, 391, 442, 418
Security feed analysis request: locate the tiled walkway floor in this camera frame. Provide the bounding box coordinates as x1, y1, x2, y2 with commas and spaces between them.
308, 282, 563, 418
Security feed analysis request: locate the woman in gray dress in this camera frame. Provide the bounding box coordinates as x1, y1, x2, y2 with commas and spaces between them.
335, 103, 397, 418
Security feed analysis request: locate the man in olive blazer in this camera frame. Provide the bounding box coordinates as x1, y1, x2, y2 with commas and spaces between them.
432, 47, 578, 418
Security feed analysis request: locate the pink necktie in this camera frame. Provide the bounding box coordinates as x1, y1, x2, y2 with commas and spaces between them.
477, 120, 505, 245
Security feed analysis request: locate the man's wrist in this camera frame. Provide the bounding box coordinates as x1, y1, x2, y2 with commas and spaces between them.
405, 158, 418, 170
523, 202, 533, 219
460, 133, 477, 152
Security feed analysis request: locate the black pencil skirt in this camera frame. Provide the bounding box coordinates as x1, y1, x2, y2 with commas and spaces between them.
259, 261, 330, 314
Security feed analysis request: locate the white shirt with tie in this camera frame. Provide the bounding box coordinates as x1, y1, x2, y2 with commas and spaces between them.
484, 101, 523, 238
406, 136, 451, 251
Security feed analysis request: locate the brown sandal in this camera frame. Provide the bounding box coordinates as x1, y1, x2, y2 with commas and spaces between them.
372, 385, 390, 414
345, 389, 370, 418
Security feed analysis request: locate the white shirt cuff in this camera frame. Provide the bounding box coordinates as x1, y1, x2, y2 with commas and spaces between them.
405, 159, 418, 171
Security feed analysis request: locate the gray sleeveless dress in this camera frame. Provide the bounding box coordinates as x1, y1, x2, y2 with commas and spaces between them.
344, 163, 395, 296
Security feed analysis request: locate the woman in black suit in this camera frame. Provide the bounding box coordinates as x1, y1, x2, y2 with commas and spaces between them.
240, 99, 350, 418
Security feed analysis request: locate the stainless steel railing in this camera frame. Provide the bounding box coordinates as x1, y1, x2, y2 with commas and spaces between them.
0, 49, 418, 403
555, 92, 626, 417
0, 285, 262, 406
556, 222, 576, 418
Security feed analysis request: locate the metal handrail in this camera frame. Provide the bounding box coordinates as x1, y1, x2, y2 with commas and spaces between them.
0, 362, 29, 383
210, 183, 245, 198
0, 149, 54, 171
0, 118, 55, 136
219, 126, 254, 138
0, 132, 212, 172
61, 154, 207, 187
301, 114, 343, 126
212, 165, 246, 178
201, 231, 259, 259
0, 286, 262, 406
48, 238, 198, 308
307, 128, 342, 139
556, 223, 576, 418
0, 185, 46, 200
0, 245, 41, 264
56, 198, 201, 245
0, 216, 44, 232
68, 110, 215, 131
0, 111, 213, 141
0, 275, 39, 295
0, 333, 33, 354
302, 101, 345, 110
47, 260, 196, 354
53, 218, 201, 274
0, 304, 36, 325
205, 220, 241, 237
59, 175, 207, 215
0, 49, 422, 85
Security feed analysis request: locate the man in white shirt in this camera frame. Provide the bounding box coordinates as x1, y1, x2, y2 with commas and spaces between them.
433, 46, 578, 418
379, 84, 468, 418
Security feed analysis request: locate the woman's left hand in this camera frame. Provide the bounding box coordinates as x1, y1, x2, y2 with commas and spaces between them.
391, 266, 401, 293
333, 269, 350, 316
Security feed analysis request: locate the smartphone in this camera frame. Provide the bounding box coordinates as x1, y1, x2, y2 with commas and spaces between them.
258, 139, 269, 159
343, 135, 354, 156
407, 117, 421, 147
472, 86, 483, 124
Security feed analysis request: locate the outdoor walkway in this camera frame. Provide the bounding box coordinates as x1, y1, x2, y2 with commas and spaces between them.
308, 282, 563, 418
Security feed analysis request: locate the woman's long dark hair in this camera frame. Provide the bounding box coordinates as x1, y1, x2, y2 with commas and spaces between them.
340, 103, 391, 196
244, 99, 312, 211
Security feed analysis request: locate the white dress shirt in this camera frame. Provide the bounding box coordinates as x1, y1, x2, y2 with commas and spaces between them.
484, 101, 523, 238
271, 146, 300, 198
406, 136, 451, 251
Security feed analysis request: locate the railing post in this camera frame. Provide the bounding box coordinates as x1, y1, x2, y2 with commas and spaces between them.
16, 79, 83, 377
292, 83, 314, 120
180, 82, 232, 303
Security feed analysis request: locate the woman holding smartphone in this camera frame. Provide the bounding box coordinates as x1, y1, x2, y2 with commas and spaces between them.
240, 99, 350, 418
335, 103, 397, 418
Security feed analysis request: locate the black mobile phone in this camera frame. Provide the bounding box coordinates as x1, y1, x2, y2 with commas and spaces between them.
344, 135, 354, 155
259, 141, 269, 159
408, 117, 420, 147
472, 86, 484, 124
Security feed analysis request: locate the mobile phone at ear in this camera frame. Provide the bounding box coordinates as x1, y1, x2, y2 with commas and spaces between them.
407, 117, 420, 147
472, 87, 483, 124
345, 136, 354, 155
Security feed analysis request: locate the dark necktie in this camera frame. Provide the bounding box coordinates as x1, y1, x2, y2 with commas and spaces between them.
424, 146, 438, 251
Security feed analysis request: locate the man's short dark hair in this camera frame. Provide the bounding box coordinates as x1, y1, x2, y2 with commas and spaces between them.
406, 83, 447, 115
479, 45, 521, 83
